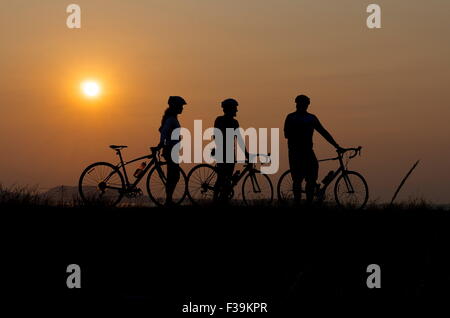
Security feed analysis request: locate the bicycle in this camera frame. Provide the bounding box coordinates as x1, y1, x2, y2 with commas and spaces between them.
277, 147, 369, 209
186, 154, 273, 206
78, 145, 187, 207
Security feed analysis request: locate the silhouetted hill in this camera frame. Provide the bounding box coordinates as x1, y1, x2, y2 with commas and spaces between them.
43, 185, 79, 205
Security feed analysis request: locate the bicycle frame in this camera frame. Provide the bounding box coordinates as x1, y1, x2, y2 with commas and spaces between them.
317, 151, 356, 195
105, 150, 164, 191
318, 166, 343, 193
199, 162, 262, 195
207, 162, 261, 195
228, 153, 271, 191
229, 163, 250, 185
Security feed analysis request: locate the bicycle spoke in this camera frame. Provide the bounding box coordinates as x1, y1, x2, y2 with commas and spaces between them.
187, 165, 217, 205
277, 171, 295, 202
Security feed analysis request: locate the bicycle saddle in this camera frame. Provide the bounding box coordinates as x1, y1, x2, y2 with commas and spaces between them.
109, 145, 128, 150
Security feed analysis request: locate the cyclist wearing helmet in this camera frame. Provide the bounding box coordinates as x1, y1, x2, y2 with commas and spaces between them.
284, 94, 343, 205
213, 98, 248, 203
157, 95, 186, 206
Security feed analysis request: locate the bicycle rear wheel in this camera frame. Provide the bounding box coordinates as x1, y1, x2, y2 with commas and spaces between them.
334, 171, 369, 209
78, 162, 125, 206
187, 164, 217, 205
242, 172, 273, 206
146, 163, 187, 207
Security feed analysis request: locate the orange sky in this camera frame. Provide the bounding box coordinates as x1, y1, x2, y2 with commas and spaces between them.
1, 0, 449, 203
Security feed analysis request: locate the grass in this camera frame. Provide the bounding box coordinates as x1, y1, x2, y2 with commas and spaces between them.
3, 184, 449, 304
0, 183, 446, 212
0, 184, 50, 207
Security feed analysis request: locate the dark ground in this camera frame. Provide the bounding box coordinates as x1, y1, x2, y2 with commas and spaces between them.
2, 204, 450, 314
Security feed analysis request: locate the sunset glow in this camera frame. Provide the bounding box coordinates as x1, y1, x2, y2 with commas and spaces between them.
81, 81, 101, 98
1, 1, 450, 203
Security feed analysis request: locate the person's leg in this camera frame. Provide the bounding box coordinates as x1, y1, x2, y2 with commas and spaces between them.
214, 163, 234, 204
304, 151, 319, 205
214, 164, 225, 202
289, 151, 303, 205
223, 163, 235, 200
165, 154, 180, 204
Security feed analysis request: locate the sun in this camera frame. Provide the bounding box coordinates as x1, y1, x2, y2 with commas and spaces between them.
81, 81, 101, 98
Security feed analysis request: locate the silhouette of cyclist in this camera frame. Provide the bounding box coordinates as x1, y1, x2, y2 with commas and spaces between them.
213, 98, 248, 203
284, 94, 343, 205
157, 96, 186, 206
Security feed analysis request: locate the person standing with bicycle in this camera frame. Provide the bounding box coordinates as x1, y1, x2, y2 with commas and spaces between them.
157, 96, 187, 207
284, 94, 343, 205
213, 98, 249, 204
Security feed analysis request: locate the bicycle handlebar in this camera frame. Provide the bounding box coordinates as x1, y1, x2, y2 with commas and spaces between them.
337, 146, 362, 159
150, 146, 162, 160
247, 153, 271, 164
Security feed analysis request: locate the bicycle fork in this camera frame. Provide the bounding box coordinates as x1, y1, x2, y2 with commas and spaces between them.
341, 172, 355, 194
250, 173, 262, 193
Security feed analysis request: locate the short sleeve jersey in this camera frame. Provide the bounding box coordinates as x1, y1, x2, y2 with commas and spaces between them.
214, 115, 240, 162
284, 112, 320, 150
159, 116, 180, 147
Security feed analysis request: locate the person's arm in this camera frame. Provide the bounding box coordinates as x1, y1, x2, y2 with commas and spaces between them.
211, 117, 222, 157
314, 117, 341, 149
213, 117, 220, 136
233, 120, 250, 160
158, 118, 174, 148
157, 129, 166, 149
284, 115, 291, 139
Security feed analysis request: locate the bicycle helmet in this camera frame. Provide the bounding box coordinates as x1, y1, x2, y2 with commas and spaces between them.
168, 96, 187, 106
221, 98, 238, 111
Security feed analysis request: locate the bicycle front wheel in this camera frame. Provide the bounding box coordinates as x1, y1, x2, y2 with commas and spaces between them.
242, 172, 273, 206
146, 163, 187, 207
334, 171, 369, 209
78, 162, 125, 206
277, 170, 294, 204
